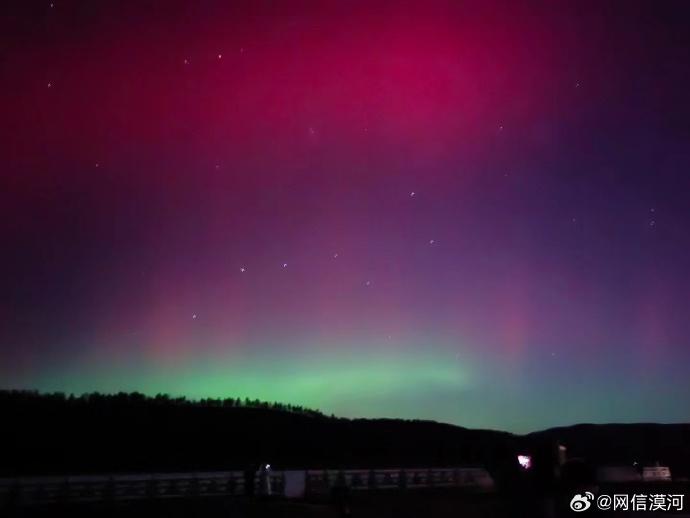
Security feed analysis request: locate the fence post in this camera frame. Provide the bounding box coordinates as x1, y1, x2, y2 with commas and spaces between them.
398, 469, 407, 490
145, 478, 157, 500
226, 475, 236, 495
188, 477, 200, 498
57, 479, 70, 504
367, 470, 377, 490
104, 477, 115, 503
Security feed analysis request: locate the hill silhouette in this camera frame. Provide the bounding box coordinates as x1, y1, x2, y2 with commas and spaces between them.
2, 391, 689, 478
0, 390, 516, 476
528, 423, 690, 477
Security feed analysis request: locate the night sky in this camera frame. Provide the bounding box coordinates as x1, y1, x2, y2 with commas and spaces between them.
2, 1, 690, 433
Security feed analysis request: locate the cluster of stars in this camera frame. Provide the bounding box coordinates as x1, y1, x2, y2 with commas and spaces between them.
184, 189, 661, 325
224, 190, 431, 278
185, 189, 434, 320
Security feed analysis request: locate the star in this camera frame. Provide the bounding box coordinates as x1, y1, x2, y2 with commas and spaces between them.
183, 59, 189, 65
47, 82, 52, 88
429, 239, 435, 245
650, 208, 655, 213
95, 163, 99, 168
409, 191, 416, 197
240, 47, 245, 54
217, 53, 222, 59
365, 280, 371, 287
575, 82, 580, 88
215, 164, 220, 170
282, 263, 288, 268
498, 124, 504, 131
333, 253, 338, 259
192, 314, 197, 319
649, 220, 656, 227
240, 267, 246, 273
50, 2, 54, 7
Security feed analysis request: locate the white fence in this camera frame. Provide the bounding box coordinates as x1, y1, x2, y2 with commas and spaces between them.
304, 467, 494, 496
0, 467, 494, 506
0, 471, 253, 505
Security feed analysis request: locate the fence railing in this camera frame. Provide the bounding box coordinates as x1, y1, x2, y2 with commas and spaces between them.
0, 467, 494, 506
305, 467, 494, 494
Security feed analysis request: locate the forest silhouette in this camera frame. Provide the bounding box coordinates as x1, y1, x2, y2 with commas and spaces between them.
2, 390, 689, 479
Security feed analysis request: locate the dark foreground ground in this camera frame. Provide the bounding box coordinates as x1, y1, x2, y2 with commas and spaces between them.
6, 488, 690, 518
0, 490, 673, 518
2, 492, 510, 518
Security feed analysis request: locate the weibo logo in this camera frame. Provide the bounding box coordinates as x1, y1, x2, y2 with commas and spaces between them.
570, 492, 594, 512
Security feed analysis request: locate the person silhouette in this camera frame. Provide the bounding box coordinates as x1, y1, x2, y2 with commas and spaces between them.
243, 463, 256, 498
259, 463, 272, 496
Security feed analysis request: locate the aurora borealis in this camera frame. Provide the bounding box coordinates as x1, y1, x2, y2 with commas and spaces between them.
2, 1, 690, 433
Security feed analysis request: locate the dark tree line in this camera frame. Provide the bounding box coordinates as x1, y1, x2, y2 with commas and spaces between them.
0, 390, 325, 418
1, 390, 688, 479
0, 390, 516, 476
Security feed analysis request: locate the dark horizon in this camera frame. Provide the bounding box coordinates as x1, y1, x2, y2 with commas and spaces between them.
3, 390, 689, 475
2, 389, 689, 517
2, 388, 688, 436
